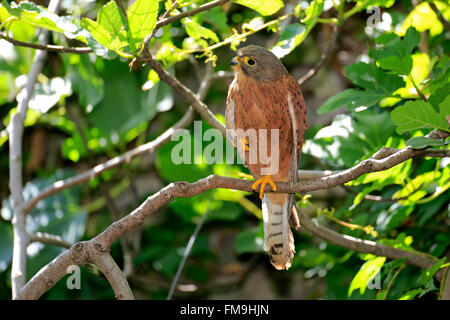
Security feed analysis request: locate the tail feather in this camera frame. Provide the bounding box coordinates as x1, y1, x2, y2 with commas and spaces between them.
262, 193, 295, 270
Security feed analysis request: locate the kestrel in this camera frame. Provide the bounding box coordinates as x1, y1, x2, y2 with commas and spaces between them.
226, 45, 307, 270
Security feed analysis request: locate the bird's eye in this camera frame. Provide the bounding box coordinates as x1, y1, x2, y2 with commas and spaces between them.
245, 57, 256, 66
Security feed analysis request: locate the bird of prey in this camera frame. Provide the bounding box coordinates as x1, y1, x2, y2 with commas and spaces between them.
226, 45, 307, 270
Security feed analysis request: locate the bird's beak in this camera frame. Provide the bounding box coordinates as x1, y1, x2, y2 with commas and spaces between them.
230, 56, 239, 66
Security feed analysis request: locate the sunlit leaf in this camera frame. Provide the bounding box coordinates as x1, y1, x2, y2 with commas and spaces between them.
398, 2, 443, 37
349, 255, 386, 296
233, 0, 284, 16
126, 0, 159, 53
2, 0, 79, 34
391, 100, 449, 134
271, 0, 324, 58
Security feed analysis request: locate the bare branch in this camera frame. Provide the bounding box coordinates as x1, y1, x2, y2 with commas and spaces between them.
91, 253, 134, 300
298, 25, 340, 86
155, 0, 230, 29
29, 232, 71, 249
0, 33, 92, 53
144, 54, 226, 135
1, 0, 230, 55
8, 0, 61, 298
295, 207, 439, 272
441, 267, 450, 300
22, 64, 216, 216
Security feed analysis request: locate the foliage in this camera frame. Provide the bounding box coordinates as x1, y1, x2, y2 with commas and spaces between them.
0, 0, 448, 300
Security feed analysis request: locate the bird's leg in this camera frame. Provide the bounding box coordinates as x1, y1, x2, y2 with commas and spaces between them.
239, 137, 249, 151
252, 175, 277, 199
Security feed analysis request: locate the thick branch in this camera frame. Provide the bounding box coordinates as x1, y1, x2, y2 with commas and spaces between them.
91, 253, 134, 300
17, 145, 447, 298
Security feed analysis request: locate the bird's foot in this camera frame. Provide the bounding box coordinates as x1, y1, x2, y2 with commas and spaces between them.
252, 175, 277, 199
239, 137, 249, 151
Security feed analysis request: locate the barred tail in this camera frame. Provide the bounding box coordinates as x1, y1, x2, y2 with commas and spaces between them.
262, 193, 296, 270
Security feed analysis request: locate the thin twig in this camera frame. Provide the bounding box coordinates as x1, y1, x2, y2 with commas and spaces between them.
167, 191, 215, 300
28, 232, 71, 249
1, 0, 230, 55
0, 33, 92, 53
298, 24, 340, 86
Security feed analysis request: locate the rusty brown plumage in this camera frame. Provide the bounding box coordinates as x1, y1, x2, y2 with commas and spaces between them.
226, 45, 307, 270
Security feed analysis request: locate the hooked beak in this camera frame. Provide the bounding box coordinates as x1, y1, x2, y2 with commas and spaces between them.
230, 56, 239, 66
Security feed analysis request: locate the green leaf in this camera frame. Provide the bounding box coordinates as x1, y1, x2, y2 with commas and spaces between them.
398, 2, 444, 37
399, 289, 423, 300
235, 227, 264, 254
81, 18, 114, 49
372, 27, 420, 75
97, 1, 129, 50
428, 55, 450, 94
304, 111, 395, 167
2, 0, 79, 34
61, 54, 103, 112
318, 62, 404, 114
348, 255, 386, 296
428, 83, 450, 113
183, 18, 219, 43
271, 23, 306, 58
0, 72, 13, 105
271, 0, 324, 58
233, 0, 284, 16
98, 1, 127, 38
417, 258, 447, 286
391, 100, 449, 134
126, 0, 159, 53
406, 137, 446, 149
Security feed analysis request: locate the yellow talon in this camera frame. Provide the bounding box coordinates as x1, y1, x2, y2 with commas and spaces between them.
239, 137, 249, 151
252, 175, 277, 199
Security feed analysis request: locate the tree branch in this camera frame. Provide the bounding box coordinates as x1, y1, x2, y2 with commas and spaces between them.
17, 134, 448, 299
298, 24, 340, 86
144, 53, 226, 135
91, 253, 134, 300
22, 64, 218, 216
0, 33, 92, 53
29, 232, 71, 249
1, 0, 230, 55
155, 0, 230, 29
7, 0, 61, 299
295, 207, 438, 272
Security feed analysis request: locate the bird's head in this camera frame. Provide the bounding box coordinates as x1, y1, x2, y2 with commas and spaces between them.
230, 45, 288, 82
